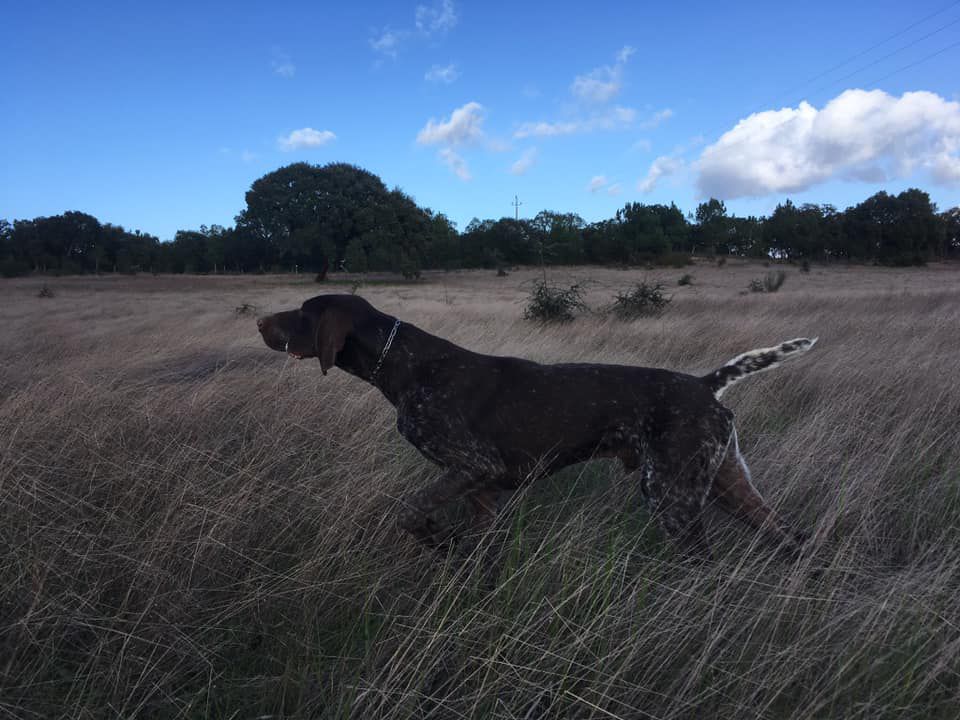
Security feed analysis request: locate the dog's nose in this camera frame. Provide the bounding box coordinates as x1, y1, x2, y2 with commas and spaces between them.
256, 317, 267, 331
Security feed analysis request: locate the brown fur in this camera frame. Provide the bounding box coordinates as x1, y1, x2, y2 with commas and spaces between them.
257, 294, 813, 557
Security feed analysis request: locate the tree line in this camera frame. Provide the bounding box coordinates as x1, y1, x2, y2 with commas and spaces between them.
3, 162, 959, 278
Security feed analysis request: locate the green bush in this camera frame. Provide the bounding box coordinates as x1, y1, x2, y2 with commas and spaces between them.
611, 281, 671, 319
523, 279, 587, 323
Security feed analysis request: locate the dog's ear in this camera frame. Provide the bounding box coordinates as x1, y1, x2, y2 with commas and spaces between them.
308, 307, 353, 375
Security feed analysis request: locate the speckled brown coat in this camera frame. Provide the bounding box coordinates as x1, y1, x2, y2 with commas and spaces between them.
257, 294, 817, 557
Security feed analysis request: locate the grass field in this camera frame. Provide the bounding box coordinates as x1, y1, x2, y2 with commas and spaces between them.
2, 260, 960, 719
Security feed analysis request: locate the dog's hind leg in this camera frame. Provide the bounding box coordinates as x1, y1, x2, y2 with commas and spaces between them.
710, 432, 806, 555
641, 448, 718, 561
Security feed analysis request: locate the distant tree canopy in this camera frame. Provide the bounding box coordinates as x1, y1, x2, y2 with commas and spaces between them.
2, 162, 957, 278
233, 162, 445, 274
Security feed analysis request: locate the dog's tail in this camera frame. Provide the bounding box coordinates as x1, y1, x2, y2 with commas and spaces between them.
702, 337, 818, 399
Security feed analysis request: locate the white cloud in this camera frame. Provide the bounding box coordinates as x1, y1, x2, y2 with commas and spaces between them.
514, 106, 635, 138
607, 183, 623, 196
278, 128, 337, 151
587, 175, 608, 192
425, 63, 459, 84
515, 120, 580, 138
416, 101, 485, 146
416, 0, 458, 34
517, 47, 638, 139
638, 155, 684, 193
439, 148, 471, 180
372, 2, 456, 59
571, 46, 634, 105
697, 89, 960, 198
631, 138, 652, 153
639, 108, 673, 129
370, 27, 404, 57
271, 53, 295, 78
418, 102, 484, 179
510, 147, 538, 175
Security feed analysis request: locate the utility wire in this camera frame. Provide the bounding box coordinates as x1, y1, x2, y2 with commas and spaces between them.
804, 14, 960, 101
782, 0, 960, 94
866, 36, 960, 84
753, 1, 960, 116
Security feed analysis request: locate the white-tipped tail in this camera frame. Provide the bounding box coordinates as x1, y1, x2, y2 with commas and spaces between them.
702, 337, 818, 398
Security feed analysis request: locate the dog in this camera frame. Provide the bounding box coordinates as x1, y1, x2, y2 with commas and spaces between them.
257, 294, 816, 556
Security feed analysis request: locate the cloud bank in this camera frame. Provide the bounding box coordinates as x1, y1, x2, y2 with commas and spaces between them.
697, 89, 960, 198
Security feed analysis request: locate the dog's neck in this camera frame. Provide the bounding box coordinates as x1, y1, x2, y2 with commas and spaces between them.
334, 313, 420, 404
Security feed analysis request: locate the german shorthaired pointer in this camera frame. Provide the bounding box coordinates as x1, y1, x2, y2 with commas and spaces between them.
257, 294, 817, 557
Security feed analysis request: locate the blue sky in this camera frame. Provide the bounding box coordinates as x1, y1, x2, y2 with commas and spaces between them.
2, 0, 959, 240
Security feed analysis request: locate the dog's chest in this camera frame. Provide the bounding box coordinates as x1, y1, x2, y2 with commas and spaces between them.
394, 388, 504, 474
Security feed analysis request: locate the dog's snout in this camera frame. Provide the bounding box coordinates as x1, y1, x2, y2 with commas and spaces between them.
256, 317, 267, 332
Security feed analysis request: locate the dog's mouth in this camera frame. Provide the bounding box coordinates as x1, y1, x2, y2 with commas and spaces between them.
284, 340, 304, 360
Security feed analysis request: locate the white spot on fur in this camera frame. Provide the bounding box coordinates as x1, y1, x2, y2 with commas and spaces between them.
714, 337, 818, 398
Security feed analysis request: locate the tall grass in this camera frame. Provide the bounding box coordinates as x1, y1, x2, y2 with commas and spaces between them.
2, 264, 960, 718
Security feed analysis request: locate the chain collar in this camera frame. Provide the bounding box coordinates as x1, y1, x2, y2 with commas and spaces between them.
371, 319, 401, 380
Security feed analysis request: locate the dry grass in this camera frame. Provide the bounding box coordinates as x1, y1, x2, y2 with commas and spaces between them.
2, 261, 960, 719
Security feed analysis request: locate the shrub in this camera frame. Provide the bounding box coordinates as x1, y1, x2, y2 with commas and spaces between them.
399, 254, 421, 280
764, 270, 786, 292
37, 285, 54, 298
611, 281, 671, 319
748, 270, 787, 293
678, 273, 693, 286
523, 279, 587, 323
234, 302, 258, 316
716, 256, 727, 267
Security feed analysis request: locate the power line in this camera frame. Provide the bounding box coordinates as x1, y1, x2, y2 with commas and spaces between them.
781, 0, 960, 96
752, 1, 960, 117
805, 14, 960, 101
866, 36, 960, 84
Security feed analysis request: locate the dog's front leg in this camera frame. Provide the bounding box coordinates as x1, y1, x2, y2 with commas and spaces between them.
398, 468, 480, 547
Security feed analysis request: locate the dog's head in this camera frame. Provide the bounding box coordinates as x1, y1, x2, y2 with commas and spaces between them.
256, 295, 357, 374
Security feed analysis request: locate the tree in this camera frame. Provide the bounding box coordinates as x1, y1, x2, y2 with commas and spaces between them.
614, 203, 677, 261
693, 198, 728, 255
942, 207, 960, 259
842, 189, 941, 265
234, 162, 434, 274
